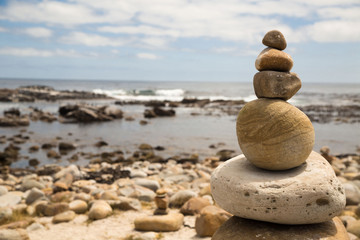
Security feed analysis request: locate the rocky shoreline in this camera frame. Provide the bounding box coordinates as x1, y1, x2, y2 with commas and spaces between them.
0, 143, 359, 240
0, 85, 359, 125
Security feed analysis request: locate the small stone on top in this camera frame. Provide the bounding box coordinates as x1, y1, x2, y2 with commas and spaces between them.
262, 30, 287, 50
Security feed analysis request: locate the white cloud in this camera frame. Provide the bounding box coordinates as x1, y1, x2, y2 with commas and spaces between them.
302, 20, 360, 42
0, 47, 82, 57
60, 32, 124, 46
136, 53, 161, 60
0, 27, 7, 32
0, 0, 359, 45
22, 27, 52, 38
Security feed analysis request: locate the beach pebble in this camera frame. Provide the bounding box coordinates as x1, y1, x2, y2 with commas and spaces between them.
253, 71, 301, 100
107, 197, 142, 211
20, 179, 45, 191
0, 186, 8, 196
180, 197, 211, 215
69, 200, 88, 214
134, 212, 184, 232
195, 205, 231, 237
262, 30, 287, 50
26, 222, 45, 232
212, 216, 348, 240
88, 200, 112, 220
169, 190, 197, 208
0, 229, 30, 240
255, 47, 293, 72
25, 188, 45, 205
236, 99, 314, 170
343, 182, 360, 205
347, 220, 360, 238
211, 151, 346, 224
0, 193, 21, 208
36, 202, 69, 216
0, 207, 12, 224
52, 210, 76, 224
134, 179, 160, 192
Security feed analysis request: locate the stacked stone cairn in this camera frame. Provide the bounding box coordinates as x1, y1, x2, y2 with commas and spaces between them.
211, 30, 349, 239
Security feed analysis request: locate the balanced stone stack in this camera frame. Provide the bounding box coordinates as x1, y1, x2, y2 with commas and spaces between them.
211, 30, 348, 239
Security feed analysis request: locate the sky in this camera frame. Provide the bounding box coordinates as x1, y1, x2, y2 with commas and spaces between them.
0, 0, 359, 83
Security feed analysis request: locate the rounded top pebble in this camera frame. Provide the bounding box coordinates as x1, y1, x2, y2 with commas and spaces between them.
262, 30, 287, 50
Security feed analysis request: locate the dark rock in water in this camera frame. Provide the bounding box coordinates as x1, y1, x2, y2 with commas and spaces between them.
19, 85, 55, 91
47, 150, 61, 159
0, 144, 20, 166
216, 149, 236, 161
154, 107, 175, 117
102, 106, 123, 119
59, 105, 79, 116
139, 143, 153, 150
144, 109, 157, 118
95, 141, 108, 147
4, 108, 20, 116
41, 142, 55, 149
59, 104, 123, 123
29, 158, 40, 167
145, 101, 166, 107
29, 108, 57, 122
84, 166, 130, 184
155, 146, 165, 151
139, 120, 148, 125
28, 145, 40, 153
37, 164, 62, 176
174, 153, 199, 164
58, 142, 76, 151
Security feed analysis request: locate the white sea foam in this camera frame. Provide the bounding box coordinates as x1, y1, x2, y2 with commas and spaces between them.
93, 88, 257, 102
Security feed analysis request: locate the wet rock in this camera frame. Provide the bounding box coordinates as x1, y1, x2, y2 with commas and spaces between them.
52, 210, 76, 224
195, 205, 232, 237
94, 141, 108, 148
154, 107, 175, 117
102, 106, 123, 119
41, 143, 55, 149
36, 164, 61, 176
0, 116, 29, 127
47, 150, 60, 159
139, 143, 153, 150
212, 216, 349, 240
28, 159, 39, 167
134, 213, 184, 232
58, 142, 76, 152
139, 120, 148, 125
88, 200, 112, 220
144, 109, 157, 118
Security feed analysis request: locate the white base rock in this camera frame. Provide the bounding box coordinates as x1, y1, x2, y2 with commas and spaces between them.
211, 151, 346, 224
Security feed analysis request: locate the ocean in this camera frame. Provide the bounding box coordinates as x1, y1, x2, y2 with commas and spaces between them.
0, 78, 359, 168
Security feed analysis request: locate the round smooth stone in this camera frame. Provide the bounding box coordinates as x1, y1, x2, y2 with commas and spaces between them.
210, 151, 346, 225
212, 216, 349, 240
255, 47, 293, 72
236, 99, 314, 170
253, 71, 301, 101
262, 30, 287, 50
